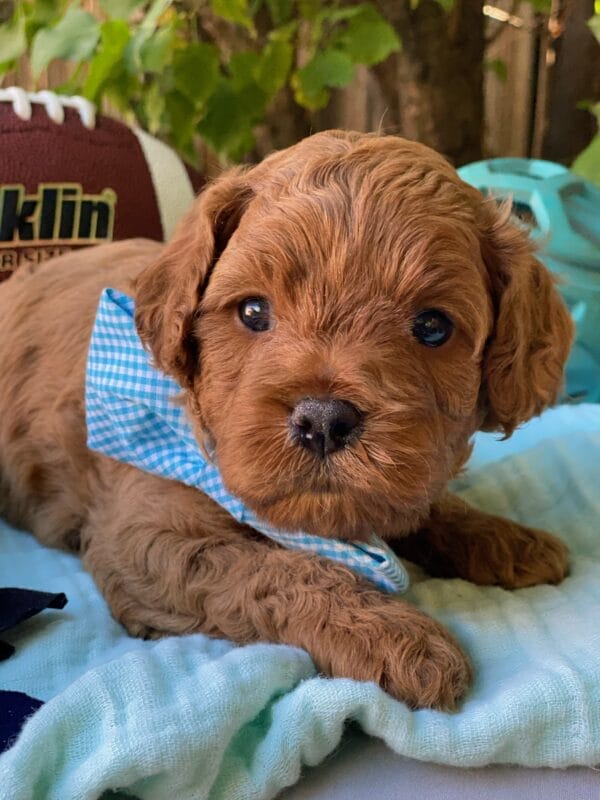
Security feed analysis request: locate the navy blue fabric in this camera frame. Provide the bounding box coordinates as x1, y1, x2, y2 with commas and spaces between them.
0, 588, 68, 752
0, 691, 44, 753
0, 588, 67, 660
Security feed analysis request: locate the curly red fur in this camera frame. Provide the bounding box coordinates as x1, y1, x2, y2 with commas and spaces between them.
0, 132, 573, 710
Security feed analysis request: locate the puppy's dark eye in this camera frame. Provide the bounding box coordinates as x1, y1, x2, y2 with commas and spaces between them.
412, 309, 453, 347
238, 297, 272, 332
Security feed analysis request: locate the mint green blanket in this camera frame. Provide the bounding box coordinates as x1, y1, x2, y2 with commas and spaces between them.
1, 405, 599, 799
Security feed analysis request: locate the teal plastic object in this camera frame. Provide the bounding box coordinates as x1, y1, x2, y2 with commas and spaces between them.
458, 158, 600, 402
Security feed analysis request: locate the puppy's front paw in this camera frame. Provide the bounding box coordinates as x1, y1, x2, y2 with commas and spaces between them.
398, 496, 570, 591
322, 603, 472, 711
381, 614, 472, 710
501, 525, 569, 589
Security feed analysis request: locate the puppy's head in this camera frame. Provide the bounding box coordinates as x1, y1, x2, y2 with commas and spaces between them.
134, 131, 573, 539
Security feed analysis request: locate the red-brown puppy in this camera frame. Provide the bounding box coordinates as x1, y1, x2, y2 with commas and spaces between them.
0, 131, 573, 710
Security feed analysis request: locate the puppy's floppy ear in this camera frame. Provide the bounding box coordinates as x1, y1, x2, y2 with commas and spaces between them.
134, 170, 254, 387
479, 203, 574, 436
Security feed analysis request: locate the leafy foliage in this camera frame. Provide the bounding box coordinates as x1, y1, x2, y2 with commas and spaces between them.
0, 0, 400, 164
31, 7, 100, 77
0, 6, 26, 67
572, 15, 600, 187
527, 0, 552, 12
572, 104, 600, 187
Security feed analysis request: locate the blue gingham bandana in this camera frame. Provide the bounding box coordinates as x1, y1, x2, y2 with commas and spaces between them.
86, 288, 410, 594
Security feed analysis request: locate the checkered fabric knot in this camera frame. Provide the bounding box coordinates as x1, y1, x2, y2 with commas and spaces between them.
86, 288, 410, 594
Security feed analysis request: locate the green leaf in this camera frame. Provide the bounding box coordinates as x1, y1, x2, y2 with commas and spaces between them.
589, 14, 600, 44
292, 78, 328, 110
265, 0, 293, 26
165, 90, 196, 149
99, 0, 145, 18
528, 0, 551, 11
572, 134, 600, 187
486, 57, 508, 82
82, 19, 130, 103
298, 0, 320, 20
197, 79, 265, 159
126, 0, 173, 72
30, 7, 100, 77
434, 0, 454, 11
139, 18, 177, 72
137, 0, 173, 31
103, 69, 142, 114
142, 80, 166, 134
254, 39, 292, 94
572, 104, 600, 187
299, 49, 355, 88
0, 7, 27, 63
333, 5, 400, 66
268, 20, 298, 42
311, 5, 369, 55
172, 42, 220, 106
23, 0, 68, 43
317, 5, 366, 25
211, 0, 254, 31
163, 88, 200, 162
293, 49, 354, 110
229, 50, 261, 89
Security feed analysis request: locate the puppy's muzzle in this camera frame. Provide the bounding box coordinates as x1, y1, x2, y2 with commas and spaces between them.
290, 398, 362, 459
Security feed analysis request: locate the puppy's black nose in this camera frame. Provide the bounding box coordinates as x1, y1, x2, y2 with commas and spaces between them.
290, 398, 362, 458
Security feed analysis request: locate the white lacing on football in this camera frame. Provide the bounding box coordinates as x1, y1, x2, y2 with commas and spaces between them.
0, 87, 96, 129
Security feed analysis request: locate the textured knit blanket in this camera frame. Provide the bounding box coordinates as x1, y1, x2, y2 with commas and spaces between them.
0, 404, 599, 800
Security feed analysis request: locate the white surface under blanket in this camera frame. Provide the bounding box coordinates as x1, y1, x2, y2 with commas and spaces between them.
0, 404, 599, 800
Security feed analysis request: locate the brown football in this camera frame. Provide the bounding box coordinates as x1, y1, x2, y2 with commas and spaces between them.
0, 87, 204, 281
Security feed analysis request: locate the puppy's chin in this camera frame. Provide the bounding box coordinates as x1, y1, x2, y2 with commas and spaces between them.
196, 385, 474, 542
229, 484, 432, 541
207, 416, 457, 541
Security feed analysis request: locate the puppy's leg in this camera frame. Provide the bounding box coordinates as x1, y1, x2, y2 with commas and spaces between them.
83, 467, 471, 710
393, 494, 569, 589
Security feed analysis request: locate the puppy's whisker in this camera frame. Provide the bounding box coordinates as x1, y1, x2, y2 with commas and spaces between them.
355, 441, 434, 492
